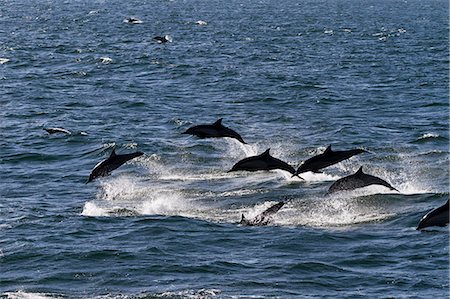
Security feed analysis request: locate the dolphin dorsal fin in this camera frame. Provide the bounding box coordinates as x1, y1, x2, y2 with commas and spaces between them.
110, 149, 117, 158
356, 166, 363, 175
324, 145, 332, 154
213, 118, 223, 127
261, 148, 271, 157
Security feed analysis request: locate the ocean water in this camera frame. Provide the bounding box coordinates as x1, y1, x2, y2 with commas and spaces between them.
0, 0, 449, 298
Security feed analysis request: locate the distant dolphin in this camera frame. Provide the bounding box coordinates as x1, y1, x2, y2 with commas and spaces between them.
416, 200, 449, 230
229, 148, 300, 178
153, 35, 171, 43
183, 118, 246, 144
87, 149, 144, 183
124, 17, 142, 24
327, 166, 398, 194
44, 127, 72, 135
240, 201, 285, 226
296, 145, 367, 175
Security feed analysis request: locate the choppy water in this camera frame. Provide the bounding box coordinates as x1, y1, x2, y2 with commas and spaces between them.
1, 0, 449, 298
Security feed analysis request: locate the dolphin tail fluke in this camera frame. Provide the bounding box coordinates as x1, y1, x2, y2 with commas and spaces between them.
391, 186, 400, 193
291, 172, 304, 180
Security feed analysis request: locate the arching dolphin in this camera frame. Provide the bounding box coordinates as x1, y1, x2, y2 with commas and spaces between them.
87, 149, 144, 183
296, 145, 366, 175
416, 200, 449, 230
183, 118, 246, 144
229, 148, 299, 177
240, 201, 285, 226
327, 166, 398, 194
44, 127, 72, 135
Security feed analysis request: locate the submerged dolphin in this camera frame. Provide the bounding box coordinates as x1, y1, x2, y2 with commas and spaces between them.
87, 149, 144, 183
229, 148, 299, 177
183, 118, 246, 144
296, 145, 366, 175
240, 202, 285, 226
327, 166, 398, 194
416, 200, 449, 230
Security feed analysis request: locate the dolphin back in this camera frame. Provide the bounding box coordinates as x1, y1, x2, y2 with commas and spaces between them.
417, 200, 450, 230
328, 167, 397, 193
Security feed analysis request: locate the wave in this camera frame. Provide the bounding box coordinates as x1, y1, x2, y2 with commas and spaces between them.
2, 289, 222, 299
3, 292, 60, 299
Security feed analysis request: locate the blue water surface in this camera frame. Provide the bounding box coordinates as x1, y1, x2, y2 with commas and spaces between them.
0, 0, 448, 298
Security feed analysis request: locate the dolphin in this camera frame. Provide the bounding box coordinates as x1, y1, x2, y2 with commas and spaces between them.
240, 201, 285, 226
44, 127, 72, 135
124, 17, 142, 24
87, 149, 144, 183
296, 145, 367, 175
327, 166, 398, 194
229, 148, 300, 178
153, 35, 171, 43
183, 118, 246, 144
416, 200, 449, 230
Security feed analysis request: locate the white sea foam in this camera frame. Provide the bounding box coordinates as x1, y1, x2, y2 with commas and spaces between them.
277, 196, 396, 228
3, 291, 60, 299
81, 201, 109, 217
140, 190, 193, 216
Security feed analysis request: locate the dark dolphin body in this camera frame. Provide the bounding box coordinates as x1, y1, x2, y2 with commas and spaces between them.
296, 145, 366, 175
327, 166, 398, 194
417, 200, 449, 230
183, 118, 246, 144
87, 149, 144, 183
229, 149, 299, 177
44, 127, 72, 135
124, 17, 142, 24
153, 35, 170, 43
240, 202, 285, 226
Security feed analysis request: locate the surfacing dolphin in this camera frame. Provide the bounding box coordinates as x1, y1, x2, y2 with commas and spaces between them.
296, 145, 367, 175
183, 118, 246, 144
153, 35, 171, 43
240, 201, 285, 226
416, 200, 449, 230
44, 127, 72, 135
87, 149, 144, 183
229, 148, 300, 178
327, 166, 398, 194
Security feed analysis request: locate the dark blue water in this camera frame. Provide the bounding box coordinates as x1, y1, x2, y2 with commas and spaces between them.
1, 0, 448, 298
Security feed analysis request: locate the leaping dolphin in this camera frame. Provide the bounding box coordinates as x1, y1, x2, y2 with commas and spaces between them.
183, 118, 246, 144
87, 149, 144, 183
327, 166, 398, 194
416, 200, 449, 230
229, 148, 300, 178
296, 145, 367, 175
240, 201, 285, 226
